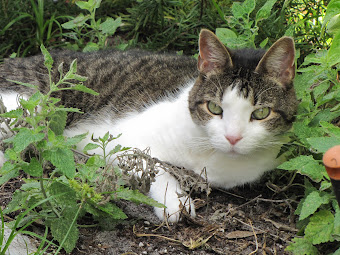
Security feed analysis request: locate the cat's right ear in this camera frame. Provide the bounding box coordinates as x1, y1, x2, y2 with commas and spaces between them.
198, 29, 233, 75
255, 37, 295, 88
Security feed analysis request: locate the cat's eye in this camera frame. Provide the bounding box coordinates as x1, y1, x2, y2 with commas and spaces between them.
251, 107, 271, 120
207, 101, 223, 115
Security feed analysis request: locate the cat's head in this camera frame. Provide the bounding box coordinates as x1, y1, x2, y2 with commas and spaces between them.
188, 29, 298, 156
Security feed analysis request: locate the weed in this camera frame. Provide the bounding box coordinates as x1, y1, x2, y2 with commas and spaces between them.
0, 45, 164, 253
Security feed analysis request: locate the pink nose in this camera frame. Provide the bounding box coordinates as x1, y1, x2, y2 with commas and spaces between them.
225, 135, 243, 145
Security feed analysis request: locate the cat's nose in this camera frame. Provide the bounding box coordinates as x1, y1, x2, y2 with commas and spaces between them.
225, 135, 243, 145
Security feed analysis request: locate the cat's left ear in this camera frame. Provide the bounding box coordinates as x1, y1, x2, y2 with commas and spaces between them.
198, 29, 233, 75
255, 37, 295, 88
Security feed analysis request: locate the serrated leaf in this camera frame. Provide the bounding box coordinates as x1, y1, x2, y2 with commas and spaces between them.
310, 109, 340, 126
307, 136, 340, 153
43, 148, 75, 178
82, 42, 100, 52
242, 0, 255, 14
49, 182, 77, 207
50, 215, 79, 253
7, 128, 45, 153
99, 17, 121, 34
22, 157, 43, 177
215, 28, 238, 46
299, 191, 330, 220
0, 109, 23, 119
71, 84, 99, 96
40, 45, 53, 71
320, 121, 340, 138
49, 111, 67, 135
278, 155, 326, 182
62, 14, 89, 29
256, 0, 277, 21
83, 143, 101, 153
320, 180, 332, 191
76, 1, 91, 10
3, 190, 28, 214
285, 237, 318, 255
333, 209, 340, 237
114, 187, 165, 208
97, 202, 127, 219
231, 2, 245, 19
66, 133, 87, 146
305, 210, 334, 245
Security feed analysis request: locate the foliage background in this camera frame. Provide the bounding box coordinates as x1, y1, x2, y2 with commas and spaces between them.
1, 0, 340, 254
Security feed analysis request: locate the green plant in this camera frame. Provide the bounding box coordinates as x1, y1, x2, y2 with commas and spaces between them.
214, 0, 282, 49
61, 0, 124, 51
0, 45, 164, 253
0, 0, 67, 58
276, 1, 340, 253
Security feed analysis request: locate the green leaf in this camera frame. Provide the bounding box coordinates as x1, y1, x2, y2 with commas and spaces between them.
114, 187, 165, 208
0, 109, 23, 119
43, 148, 76, 178
7, 128, 45, 153
278, 155, 326, 182
97, 202, 127, 219
82, 42, 100, 52
99, 17, 121, 34
285, 237, 318, 255
256, 0, 277, 22
3, 190, 28, 214
333, 209, 340, 238
323, 0, 340, 28
22, 157, 43, 177
83, 143, 100, 153
215, 28, 238, 46
320, 121, 340, 138
307, 136, 340, 153
310, 109, 340, 126
231, 2, 245, 19
50, 214, 79, 253
328, 31, 340, 66
299, 191, 330, 220
40, 45, 53, 71
242, 0, 255, 15
66, 133, 87, 146
62, 14, 90, 29
71, 84, 99, 96
49, 181, 77, 207
305, 210, 334, 244
75, 1, 91, 10
49, 111, 67, 135
327, 14, 340, 35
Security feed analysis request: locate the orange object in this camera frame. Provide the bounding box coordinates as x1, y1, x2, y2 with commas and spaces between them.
323, 145, 340, 180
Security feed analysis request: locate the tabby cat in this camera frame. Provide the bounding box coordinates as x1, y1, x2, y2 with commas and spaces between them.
0, 29, 298, 222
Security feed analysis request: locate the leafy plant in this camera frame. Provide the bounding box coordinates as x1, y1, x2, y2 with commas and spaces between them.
277, 1, 340, 253
0, 45, 164, 253
214, 0, 281, 49
61, 0, 124, 51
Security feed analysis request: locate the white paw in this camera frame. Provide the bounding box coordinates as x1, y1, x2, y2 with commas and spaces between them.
0, 151, 6, 167
154, 194, 196, 223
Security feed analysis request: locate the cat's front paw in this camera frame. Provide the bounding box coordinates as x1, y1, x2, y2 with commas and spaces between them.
149, 171, 196, 222
154, 194, 196, 223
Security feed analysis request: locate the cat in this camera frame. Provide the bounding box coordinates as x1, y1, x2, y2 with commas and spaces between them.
0, 29, 298, 222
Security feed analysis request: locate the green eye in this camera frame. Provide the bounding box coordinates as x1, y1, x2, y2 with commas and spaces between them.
251, 107, 271, 120
207, 101, 223, 115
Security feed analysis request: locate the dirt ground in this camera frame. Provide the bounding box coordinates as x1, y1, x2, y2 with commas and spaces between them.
1, 170, 334, 255
72, 170, 302, 255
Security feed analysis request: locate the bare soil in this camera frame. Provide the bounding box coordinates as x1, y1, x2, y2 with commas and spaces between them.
2, 170, 333, 255
72, 171, 302, 255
